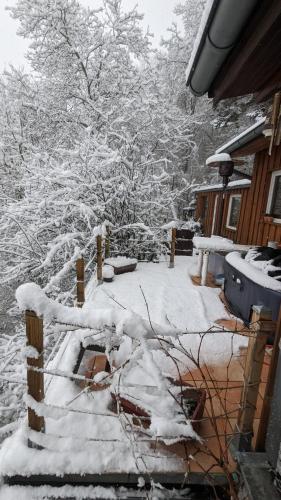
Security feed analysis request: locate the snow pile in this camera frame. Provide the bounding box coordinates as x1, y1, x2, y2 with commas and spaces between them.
193, 235, 234, 251
0, 258, 248, 479
161, 220, 178, 230
104, 257, 137, 268
102, 265, 114, 279
178, 219, 201, 232
206, 152, 232, 165
226, 252, 281, 291
193, 178, 251, 193
15, 282, 177, 340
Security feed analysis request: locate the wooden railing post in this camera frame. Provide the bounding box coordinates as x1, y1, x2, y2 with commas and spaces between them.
26, 310, 45, 437
237, 305, 272, 451
169, 228, 176, 268
255, 307, 280, 451
96, 234, 103, 284
76, 257, 85, 308
105, 226, 111, 259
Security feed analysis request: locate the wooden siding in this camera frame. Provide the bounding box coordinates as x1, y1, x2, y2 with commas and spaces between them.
195, 144, 281, 245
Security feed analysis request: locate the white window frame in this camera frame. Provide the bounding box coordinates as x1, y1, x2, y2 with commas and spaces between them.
226, 194, 241, 231
266, 169, 281, 223
211, 194, 218, 235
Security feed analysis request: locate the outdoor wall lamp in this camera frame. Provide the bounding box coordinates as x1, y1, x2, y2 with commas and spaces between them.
206, 153, 234, 190
205, 153, 234, 236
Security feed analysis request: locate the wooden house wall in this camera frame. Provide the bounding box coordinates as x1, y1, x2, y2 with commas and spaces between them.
195, 144, 281, 245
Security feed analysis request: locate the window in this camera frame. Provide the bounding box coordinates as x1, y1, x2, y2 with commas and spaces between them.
266, 170, 281, 221
226, 195, 241, 230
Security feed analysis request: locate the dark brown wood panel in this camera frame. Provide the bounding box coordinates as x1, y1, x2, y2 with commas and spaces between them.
195, 144, 281, 246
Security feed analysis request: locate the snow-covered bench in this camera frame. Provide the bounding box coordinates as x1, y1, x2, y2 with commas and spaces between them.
193, 236, 252, 286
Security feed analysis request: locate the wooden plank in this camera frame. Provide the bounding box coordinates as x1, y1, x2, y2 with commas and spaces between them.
252, 151, 269, 244
237, 189, 248, 243
255, 307, 281, 451
76, 258, 85, 308
96, 235, 103, 283
105, 227, 111, 259
240, 157, 258, 244
237, 306, 272, 451
169, 228, 176, 268
4, 471, 230, 487
25, 310, 45, 434
248, 153, 266, 244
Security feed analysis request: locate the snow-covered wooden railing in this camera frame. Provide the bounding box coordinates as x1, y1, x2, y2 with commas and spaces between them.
17, 282, 180, 443
18, 282, 277, 455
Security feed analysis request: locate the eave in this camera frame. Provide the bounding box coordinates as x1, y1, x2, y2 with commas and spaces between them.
186, 0, 281, 102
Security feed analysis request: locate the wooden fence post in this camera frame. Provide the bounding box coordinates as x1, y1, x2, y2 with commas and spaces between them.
169, 228, 176, 268
96, 235, 103, 283
105, 227, 111, 259
26, 310, 45, 437
255, 307, 280, 451
237, 305, 273, 451
76, 257, 85, 308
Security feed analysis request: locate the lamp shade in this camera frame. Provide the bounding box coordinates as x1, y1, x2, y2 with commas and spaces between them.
206, 152, 232, 166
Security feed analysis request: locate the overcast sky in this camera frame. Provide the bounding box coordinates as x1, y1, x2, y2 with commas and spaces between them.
0, 0, 182, 72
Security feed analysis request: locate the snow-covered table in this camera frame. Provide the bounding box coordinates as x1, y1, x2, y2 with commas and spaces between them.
193, 236, 253, 286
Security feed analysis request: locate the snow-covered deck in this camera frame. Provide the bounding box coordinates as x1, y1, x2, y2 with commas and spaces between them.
0, 257, 252, 488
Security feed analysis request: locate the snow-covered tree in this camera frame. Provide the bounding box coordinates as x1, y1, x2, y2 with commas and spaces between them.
0, 0, 198, 299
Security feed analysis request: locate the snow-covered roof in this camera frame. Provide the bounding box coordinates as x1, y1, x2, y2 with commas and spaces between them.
216, 117, 266, 154
193, 179, 251, 194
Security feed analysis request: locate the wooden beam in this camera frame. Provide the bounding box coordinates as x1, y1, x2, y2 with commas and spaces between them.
169, 228, 176, 268
105, 227, 111, 259
76, 258, 85, 308
96, 235, 103, 283
4, 471, 230, 487
237, 306, 274, 451
255, 306, 281, 451
25, 310, 45, 435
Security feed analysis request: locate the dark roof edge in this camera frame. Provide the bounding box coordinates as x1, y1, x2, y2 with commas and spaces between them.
186, 0, 259, 97
193, 179, 251, 194
216, 118, 266, 154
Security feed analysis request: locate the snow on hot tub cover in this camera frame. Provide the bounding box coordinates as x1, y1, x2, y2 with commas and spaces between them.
226, 252, 281, 292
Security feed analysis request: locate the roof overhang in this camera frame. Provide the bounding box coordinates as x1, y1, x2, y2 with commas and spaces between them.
215, 117, 269, 157
193, 179, 251, 194
186, 0, 281, 102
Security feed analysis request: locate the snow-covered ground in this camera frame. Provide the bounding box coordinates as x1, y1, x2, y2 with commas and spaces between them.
0, 256, 247, 483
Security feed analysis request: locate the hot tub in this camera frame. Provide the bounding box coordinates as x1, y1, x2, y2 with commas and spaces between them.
224, 252, 281, 329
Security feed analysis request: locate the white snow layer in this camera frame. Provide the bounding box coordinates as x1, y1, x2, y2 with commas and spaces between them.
193, 235, 234, 251
104, 256, 137, 268
205, 153, 232, 165
193, 179, 251, 193
1, 257, 248, 478
102, 265, 114, 279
